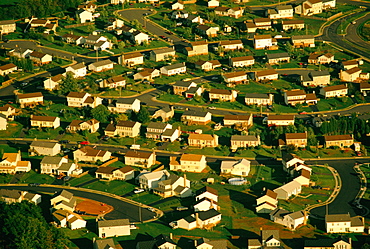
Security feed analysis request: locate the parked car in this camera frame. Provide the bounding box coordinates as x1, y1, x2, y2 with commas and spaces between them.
134, 188, 145, 194
80, 141, 89, 145
63, 176, 71, 181
208, 106, 216, 110
28, 183, 40, 187
176, 206, 188, 211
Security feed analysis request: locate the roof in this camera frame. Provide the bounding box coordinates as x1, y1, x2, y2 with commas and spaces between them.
147, 122, 168, 130
188, 133, 215, 141
231, 56, 254, 62
310, 70, 330, 77
162, 63, 185, 70
40, 156, 65, 165
98, 219, 130, 228
254, 34, 272, 40
116, 98, 139, 105
222, 71, 247, 78
50, 74, 63, 82
0, 63, 17, 71
0, 20, 15, 25
151, 47, 175, 55
254, 18, 271, 23
173, 80, 196, 87
58, 162, 74, 171
275, 180, 301, 193
292, 35, 315, 40
182, 110, 209, 117
265, 189, 278, 199
224, 114, 251, 121
30, 51, 47, 59
69, 63, 86, 70
67, 92, 87, 98
96, 166, 118, 174
276, 4, 293, 10
322, 84, 347, 92
17, 92, 43, 99
285, 132, 307, 140
57, 190, 73, 200
248, 239, 262, 247
285, 89, 306, 97
256, 69, 278, 77
351, 216, 364, 226
289, 210, 306, 219
282, 20, 304, 25
342, 60, 358, 66
325, 213, 350, 222
78, 146, 108, 157
94, 238, 116, 249
344, 67, 361, 74
231, 135, 258, 142
190, 41, 208, 46
304, 239, 337, 247
125, 150, 153, 159
123, 52, 143, 59
261, 230, 280, 242
31, 115, 58, 122
180, 153, 204, 162
219, 40, 243, 46
268, 115, 295, 121
270, 208, 290, 218
140, 170, 168, 181
1, 152, 18, 163
89, 59, 113, 68
197, 209, 221, 221
117, 120, 137, 128
196, 186, 218, 196
116, 166, 135, 174
324, 134, 353, 141
245, 93, 271, 99
0, 189, 23, 199
267, 52, 290, 60
30, 141, 58, 148
210, 89, 233, 95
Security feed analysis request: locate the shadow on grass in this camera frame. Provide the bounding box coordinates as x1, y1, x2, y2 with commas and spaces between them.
250, 180, 281, 194
70, 238, 92, 249
226, 228, 259, 248
228, 189, 256, 211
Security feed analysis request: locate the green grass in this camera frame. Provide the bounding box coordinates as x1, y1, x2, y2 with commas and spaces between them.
19, 170, 54, 184
127, 191, 162, 204
83, 180, 135, 196
0, 122, 23, 138
68, 173, 96, 187
0, 174, 13, 184
157, 93, 184, 103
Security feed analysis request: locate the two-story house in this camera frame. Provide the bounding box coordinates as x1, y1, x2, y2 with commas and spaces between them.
152, 173, 192, 198
230, 56, 255, 67
320, 84, 348, 98
340, 67, 362, 82
325, 214, 364, 233
255, 69, 278, 82
256, 189, 278, 213
29, 141, 61, 156
266, 115, 295, 126
146, 122, 173, 140
284, 89, 318, 106
17, 92, 44, 108
0, 151, 31, 174
301, 70, 331, 87
67, 119, 100, 133
0, 20, 16, 34
285, 132, 307, 148
120, 52, 144, 66
324, 134, 353, 148
170, 154, 207, 172
282, 20, 305, 30
245, 93, 274, 106
181, 110, 212, 125
73, 146, 111, 162
105, 120, 141, 137
184, 41, 208, 56
196, 25, 219, 38
188, 134, 219, 148
133, 68, 161, 81
266, 52, 290, 64
150, 47, 176, 62
230, 135, 260, 151
108, 98, 141, 113
267, 5, 294, 19
209, 89, 238, 102
291, 35, 315, 47
124, 150, 156, 168
44, 74, 63, 90
220, 158, 250, 176
214, 7, 244, 18
270, 208, 308, 230
66, 92, 102, 108
222, 71, 248, 85
160, 63, 186, 76
65, 63, 87, 78
224, 114, 253, 127
101, 75, 126, 89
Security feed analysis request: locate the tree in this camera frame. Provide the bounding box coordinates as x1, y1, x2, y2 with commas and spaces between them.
91, 105, 110, 123
111, 36, 118, 45
87, 24, 95, 33
114, 113, 128, 122
58, 72, 80, 95
136, 106, 150, 123
118, 41, 126, 50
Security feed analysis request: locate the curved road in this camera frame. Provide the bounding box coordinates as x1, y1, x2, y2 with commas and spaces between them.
0, 185, 156, 223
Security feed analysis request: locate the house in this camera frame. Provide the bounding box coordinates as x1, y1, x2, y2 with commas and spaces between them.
77, 9, 94, 23
150, 47, 176, 62
73, 146, 112, 163
153, 173, 192, 198
209, 89, 238, 102
67, 119, 100, 133
222, 71, 248, 85
301, 70, 331, 87
172, 2, 184, 9
270, 208, 308, 230
221, 158, 250, 176
284, 89, 318, 106
138, 170, 170, 189
77, 2, 97, 12
65, 63, 87, 78
214, 7, 244, 18
266, 52, 290, 64
0, 189, 41, 204
267, 5, 294, 19
294, 169, 311, 186
0, 63, 17, 76
29, 141, 61, 156
95, 166, 135, 181
218, 40, 244, 51
170, 154, 207, 173
133, 68, 160, 81
208, 0, 220, 7
256, 189, 278, 213
88, 60, 114, 72
160, 63, 186, 76
282, 20, 305, 30
0, 104, 16, 119
43, 74, 63, 90
281, 153, 311, 174
101, 75, 126, 89
266, 115, 295, 126
146, 122, 172, 140
224, 114, 253, 127
304, 239, 351, 249
0, 20, 16, 34
136, 234, 178, 249
255, 69, 278, 82
341, 60, 359, 70
188, 134, 218, 148
196, 25, 219, 38
29, 51, 52, 64
98, 219, 130, 238
324, 134, 353, 148
17, 92, 43, 108
151, 106, 175, 121
119, 52, 144, 66
273, 180, 302, 200
66, 92, 102, 108
84, 35, 112, 51
53, 209, 86, 230
291, 35, 315, 47
194, 198, 218, 212
285, 132, 307, 148
360, 82, 370, 95
175, 209, 222, 230
194, 60, 221, 71
196, 186, 218, 202
184, 14, 204, 25
173, 80, 198, 95
253, 18, 272, 30
50, 190, 76, 212
320, 84, 348, 98
106, 18, 124, 31
317, 53, 335, 64
325, 214, 364, 233
340, 67, 362, 82
254, 35, 276, 50
245, 93, 274, 106
125, 150, 156, 168
0, 114, 6, 130
105, 120, 141, 137
8, 47, 33, 59
184, 41, 208, 57
295, 0, 334, 16
30, 115, 60, 129
181, 110, 212, 125
0, 151, 31, 174
62, 34, 85, 45
40, 156, 69, 175
231, 135, 260, 151
108, 98, 141, 113
230, 56, 255, 67
129, 31, 150, 45
94, 238, 117, 249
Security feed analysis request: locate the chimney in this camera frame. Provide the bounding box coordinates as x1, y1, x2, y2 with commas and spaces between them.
183, 174, 187, 187
210, 198, 214, 209
169, 233, 173, 240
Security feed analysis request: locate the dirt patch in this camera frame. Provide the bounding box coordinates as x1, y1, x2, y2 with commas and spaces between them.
75, 198, 113, 216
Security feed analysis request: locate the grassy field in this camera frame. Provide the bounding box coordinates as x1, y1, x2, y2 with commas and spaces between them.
18, 170, 54, 184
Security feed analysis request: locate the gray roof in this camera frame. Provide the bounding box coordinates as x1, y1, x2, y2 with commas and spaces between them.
173, 80, 195, 87
90, 59, 113, 68
270, 208, 290, 219
231, 135, 259, 142
23, 192, 39, 201
261, 230, 280, 241
185, 87, 199, 94
95, 238, 116, 249
30, 141, 58, 148
0, 189, 22, 199
325, 214, 351, 222
182, 110, 209, 117
151, 47, 175, 55
70, 63, 85, 70
289, 210, 306, 219
41, 156, 64, 165
116, 98, 139, 104
98, 219, 130, 228
310, 70, 330, 77
155, 234, 176, 247
58, 190, 73, 200
245, 93, 270, 99
162, 63, 185, 71
58, 162, 74, 171
162, 128, 176, 137
147, 122, 168, 130
267, 52, 290, 60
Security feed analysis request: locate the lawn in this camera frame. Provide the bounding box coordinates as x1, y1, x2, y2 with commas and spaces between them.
0, 174, 13, 184
127, 191, 162, 205
157, 93, 184, 103
0, 122, 23, 138
68, 173, 96, 187
18, 170, 54, 184
83, 180, 135, 196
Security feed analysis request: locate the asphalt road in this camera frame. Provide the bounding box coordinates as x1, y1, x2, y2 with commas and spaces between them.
0, 185, 156, 223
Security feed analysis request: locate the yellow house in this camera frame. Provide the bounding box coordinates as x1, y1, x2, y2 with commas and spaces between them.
230, 56, 255, 67
0, 63, 17, 76
324, 135, 353, 148
0, 151, 31, 174
224, 114, 253, 127
245, 93, 273, 106
124, 150, 156, 168
17, 92, 44, 108
0, 20, 16, 34
73, 146, 112, 163
267, 115, 295, 126
209, 89, 238, 102
30, 115, 60, 129
185, 41, 208, 56
29, 51, 52, 64
188, 134, 218, 148
230, 135, 260, 150
285, 132, 307, 148
170, 154, 207, 172
340, 67, 362, 82
320, 84, 348, 98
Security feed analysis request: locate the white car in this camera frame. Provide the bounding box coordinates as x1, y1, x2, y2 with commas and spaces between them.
208, 106, 216, 110
134, 188, 145, 194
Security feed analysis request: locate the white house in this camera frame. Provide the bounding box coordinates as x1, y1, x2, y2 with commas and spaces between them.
98, 219, 130, 238
273, 180, 302, 200
270, 208, 308, 230
220, 158, 250, 176
65, 63, 87, 78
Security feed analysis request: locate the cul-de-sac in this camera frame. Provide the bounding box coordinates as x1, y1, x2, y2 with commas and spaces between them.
0, 0, 370, 248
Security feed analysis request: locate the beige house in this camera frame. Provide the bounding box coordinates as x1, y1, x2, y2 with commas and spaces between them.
230, 56, 255, 67
285, 132, 307, 148
66, 92, 102, 108
151, 106, 175, 122
267, 5, 294, 19
214, 6, 244, 18
133, 68, 160, 81
274, 180, 302, 200
95, 166, 135, 181
324, 135, 353, 148
0, 104, 16, 119
267, 115, 295, 126
256, 189, 278, 213
291, 35, 315, 47
124, 150, 156, 168
219, 40, 244, 51
0, 20, 16, 34
220, 158, 250, 176
185, 41, 208, 56
67, 119, 100, 133
284, 89, 318, 106
196, 25, 219, 38
320, 84, 348, 98
98, 219, 130, 238
88, 60, 114, 72
188, 134, 218, 148
73, 146, 112, 163
325, 214, 364, 233
50, 190, 76, 212
29, 51, 53, 64
146, 122, 172, 140
101, 75, 126, 89
40, 156, 68, 174
30, 115, 60, 129
29, 141, 61, 156
174, 209, 222, 230
266, 53, 290, 64
231, 135, 260, 151
150, 47, 176, 62
254, 35, 274, 49
0, 63, 17, 76
255, 69, 278, 82
340, 67, 362, 82
209, 89, 238, 102
222, 71, 248, 85
105, 120, 141, 137
342, 60, 359, 70
0, 189, 41, 204
245, 93, 274, 106
44, 74, 63, 90
301, 70, 331, 87
0, 151, 31, 174
120, 52, 144, 66
173, 80, 198, 96
65, 63, 87, 78
181, 110, 212, 125
17, 92, 44, 108
153, 173, 192, 198
282, 20, 305, 30
139, 170, 169, 190
224, 114, 253, 127
0, 114, 6, 130
170, 154, 207, 173
77, 9, 94, 23
108, 98, 141, 113
160, 63, 186, 76
194, 60, 221, 71
270, 208, 308, 230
